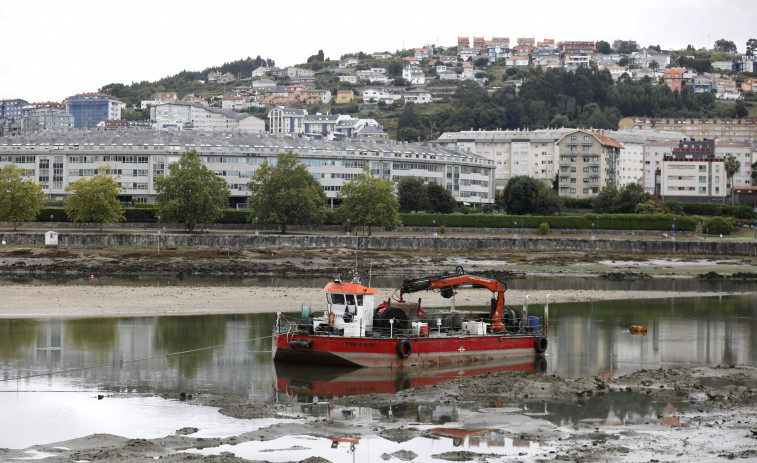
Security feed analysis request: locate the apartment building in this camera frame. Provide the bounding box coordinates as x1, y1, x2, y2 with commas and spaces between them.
647, 139, 752, 196
65, 93, 125, 129
555, 130, 623, 199
663, 68, 687, 92
619, 117, 757, 144
151, 101, 263, 133
660, 139, 726, 200
0, 131, 495, 207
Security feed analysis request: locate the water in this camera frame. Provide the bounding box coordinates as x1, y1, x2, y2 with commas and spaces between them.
1, 294, 755, 451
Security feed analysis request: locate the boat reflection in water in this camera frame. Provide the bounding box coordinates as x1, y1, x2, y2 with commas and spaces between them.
274, 356, 547, 398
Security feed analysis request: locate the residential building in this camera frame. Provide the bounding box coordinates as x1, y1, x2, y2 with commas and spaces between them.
565, 54, 590, 70
458, 48, 478, 62
362, 88, 402, 104
182, 94, 206, 105
260, 86, 297, 105
458, 36, 470, 49
712, 61, 733, 71
297, 89, 332, 105
334, 90, 355, 104
555, 130, 623, 199
95, 119, 128, 130
740, 78, 757, 92
558, 41, 596, 54
20, 108, 74, 135
402, 66, 426, 85
619, 117, 757, 144
472, 37, 486, 51
438, 70, 459, 81
506, 55, 529, 67
303, 114, 347, 136
491, 37, 510, 48
660, 139, 725, 200
339, 57, 359, 68
663, 68, 687, 92
268, 107, 307, 135
537, 39, 555, 49
403, 56, 421, 66
0, 131, 495, 207
152, 101, 263, 133
692, 75, 713, 93
221, 96, 253, 111
0, 99, 28, 120
713, 78, 738, 99
403, 89, 432, 104
65, 93, 125, 129
414, 48, 432, 60
732, 55, 757, 73
631, 50, 671, 69
605, 66, 628, 80
486, 46, 510, 62
338, 75, 358, 84
439, 55, 457, 65
208, 71, 236, 83
372, 51, 392, 59
286, 67, 315, 80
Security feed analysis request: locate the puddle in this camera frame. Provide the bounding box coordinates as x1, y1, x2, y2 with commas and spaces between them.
184, 433, 550, 462
0, 391, 272, 449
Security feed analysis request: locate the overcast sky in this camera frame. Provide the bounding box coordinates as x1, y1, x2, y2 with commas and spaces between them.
2, 0, 755, 104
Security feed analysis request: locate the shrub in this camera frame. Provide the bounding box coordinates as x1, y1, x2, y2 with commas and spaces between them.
702, 216, 732, 235
539, 222, 550, 235
439, 225, 446, 235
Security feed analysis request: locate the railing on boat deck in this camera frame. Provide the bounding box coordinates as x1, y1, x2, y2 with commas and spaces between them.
275, 312, 546, 338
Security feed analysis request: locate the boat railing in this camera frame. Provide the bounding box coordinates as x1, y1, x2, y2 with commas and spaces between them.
275, 313, 547, 338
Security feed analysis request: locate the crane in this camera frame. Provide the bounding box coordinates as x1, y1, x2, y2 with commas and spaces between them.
398, 266, 509, 332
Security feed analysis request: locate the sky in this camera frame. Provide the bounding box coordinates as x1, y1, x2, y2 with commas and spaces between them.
2, 0, 755, 104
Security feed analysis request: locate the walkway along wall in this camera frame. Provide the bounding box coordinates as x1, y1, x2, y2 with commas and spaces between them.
1, 232, 755, 256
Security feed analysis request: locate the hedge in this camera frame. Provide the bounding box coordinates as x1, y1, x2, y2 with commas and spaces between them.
681, 203, 756, 220
399, 213, 696, 231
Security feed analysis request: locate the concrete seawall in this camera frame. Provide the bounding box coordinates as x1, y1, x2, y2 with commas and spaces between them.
1, 232, 755, 256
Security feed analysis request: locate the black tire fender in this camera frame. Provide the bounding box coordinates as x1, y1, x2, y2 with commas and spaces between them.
397, 339, 412, 358
534, 336, 548, 354
396, 376, 412, 391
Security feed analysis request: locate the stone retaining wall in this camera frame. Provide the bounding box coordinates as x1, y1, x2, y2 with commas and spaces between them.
1, 232, 754, 256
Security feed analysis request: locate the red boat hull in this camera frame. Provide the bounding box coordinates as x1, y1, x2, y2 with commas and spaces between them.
272, 331, 544, 368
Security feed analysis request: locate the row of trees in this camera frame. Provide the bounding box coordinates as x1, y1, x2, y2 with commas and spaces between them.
0, 151, 405, 235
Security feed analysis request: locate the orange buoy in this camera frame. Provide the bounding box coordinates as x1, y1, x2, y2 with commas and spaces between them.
630, 325, 647, 333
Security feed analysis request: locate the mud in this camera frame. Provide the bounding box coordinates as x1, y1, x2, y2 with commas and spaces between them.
4, 366, 755, 462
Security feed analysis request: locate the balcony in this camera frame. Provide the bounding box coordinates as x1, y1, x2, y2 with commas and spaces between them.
559, 171, 570, 177
588, 161, 601, 166
566, 140, 578, 145
558, 161, 573, 167
589, 171, 600, 177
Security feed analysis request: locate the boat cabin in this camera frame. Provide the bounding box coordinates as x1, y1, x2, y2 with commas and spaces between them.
320, 279, 377, 335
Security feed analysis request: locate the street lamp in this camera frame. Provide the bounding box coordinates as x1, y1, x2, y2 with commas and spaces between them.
596, 216, 599, 237
672, 217, 676, 240
713, 198, 719, 216
444, 213, 447, 235
521, 214, 525, 236
591, 223, 595, 239
255, 216, 259, 236
433, 219, 437, 237
346, 218, 350, 236
514, 221, 518, 238
50, 214, 53, 231
157, 215, 161, 254
754, 219, 756, 242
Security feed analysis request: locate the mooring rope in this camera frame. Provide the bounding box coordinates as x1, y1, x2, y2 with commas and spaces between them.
1, 335, 274, 383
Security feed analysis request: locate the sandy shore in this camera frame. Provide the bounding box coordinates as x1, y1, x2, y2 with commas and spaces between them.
0, 284, 745, 318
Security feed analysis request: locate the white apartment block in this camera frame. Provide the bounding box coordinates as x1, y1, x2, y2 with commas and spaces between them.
151, 101, 264, 133
0, 131, 495, 207
439, 129, 686, 192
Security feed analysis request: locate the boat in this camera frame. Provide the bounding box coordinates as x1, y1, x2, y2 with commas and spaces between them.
272, 266, 548, 368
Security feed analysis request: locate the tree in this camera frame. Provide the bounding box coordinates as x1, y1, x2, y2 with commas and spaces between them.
723, 154, 741, 203
426, 182, 456, 214
500, 176, 548, 215
474, 57, 490, 68
155, 150, 230, 232
0, 164, 44, 230
594, 183, 650, 213
397, 176, 429, 213
649, 60, 659, 71
713, 39, 738, 54
247, 151, 326, 234
64, 166, 125, 231
747, 38, 757, 56
336, 167, 401, 235
595, 40, 611, 54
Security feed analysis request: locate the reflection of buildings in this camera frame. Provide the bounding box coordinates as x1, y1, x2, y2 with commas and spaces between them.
549, 296, 755, 379
6, 315, 273, 397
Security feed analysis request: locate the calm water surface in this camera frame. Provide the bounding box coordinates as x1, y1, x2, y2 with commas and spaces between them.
1, 293, 755, 451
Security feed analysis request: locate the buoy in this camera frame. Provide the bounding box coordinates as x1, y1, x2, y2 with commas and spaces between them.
630, 325, 647, 333
90, 275, 94, 279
